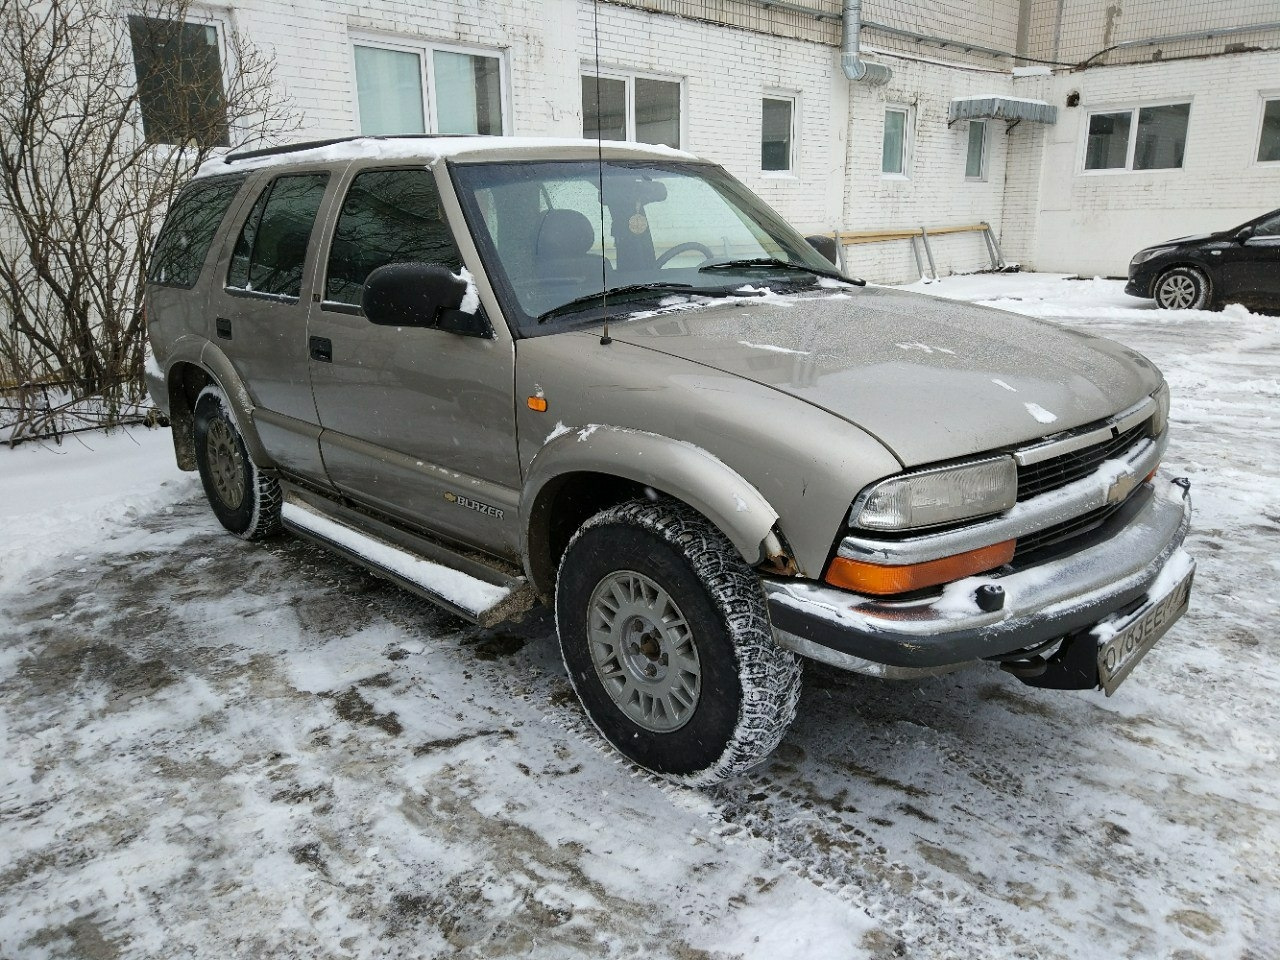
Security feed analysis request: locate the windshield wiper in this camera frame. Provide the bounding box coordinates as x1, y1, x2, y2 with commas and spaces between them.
698, 257, 861, 284
536, 282, 698, 323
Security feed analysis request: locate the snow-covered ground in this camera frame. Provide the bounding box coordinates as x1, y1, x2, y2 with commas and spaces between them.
2, 274, 1277, 959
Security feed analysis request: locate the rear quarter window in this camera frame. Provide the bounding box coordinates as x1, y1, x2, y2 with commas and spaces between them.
148, 174, 246, 288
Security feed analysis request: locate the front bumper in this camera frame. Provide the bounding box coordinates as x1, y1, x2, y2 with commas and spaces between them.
765, 476, 1193, 681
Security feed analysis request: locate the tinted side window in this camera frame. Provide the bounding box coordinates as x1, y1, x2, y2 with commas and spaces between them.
148, 174, 245, 287
227, 173, 329, 298
325, 168, 463, 305
1253, 213, 1280, 238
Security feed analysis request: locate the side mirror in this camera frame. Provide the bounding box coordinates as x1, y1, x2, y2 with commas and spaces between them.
805, 234, 839, 266
1236, 226, 1255, 244
437, 307, 491, 338
363, 262, 472, 330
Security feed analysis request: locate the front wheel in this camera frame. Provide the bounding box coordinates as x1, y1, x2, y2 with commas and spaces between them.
192, 385, 282, 540
1154, 266, 1211, 311
555, 499, 802, 786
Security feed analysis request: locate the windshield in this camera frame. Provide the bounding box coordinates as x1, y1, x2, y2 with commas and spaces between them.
450, 159, 849, 333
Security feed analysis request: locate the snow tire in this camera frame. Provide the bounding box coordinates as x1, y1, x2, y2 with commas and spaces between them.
555, 498, 802, 786
1154, 266, 1211, 311
193, 385, 282, 540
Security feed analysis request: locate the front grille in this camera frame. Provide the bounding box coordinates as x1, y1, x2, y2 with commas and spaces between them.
1013, 500, 1126, 559
1016, 422, 1149, 501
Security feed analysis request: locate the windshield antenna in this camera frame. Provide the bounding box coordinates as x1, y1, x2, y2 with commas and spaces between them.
592, 0, 611, 345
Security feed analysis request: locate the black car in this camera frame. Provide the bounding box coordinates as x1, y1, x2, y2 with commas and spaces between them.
1126, 208, 1280, 311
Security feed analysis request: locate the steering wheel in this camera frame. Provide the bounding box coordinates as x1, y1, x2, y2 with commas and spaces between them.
654, 241, 716, 269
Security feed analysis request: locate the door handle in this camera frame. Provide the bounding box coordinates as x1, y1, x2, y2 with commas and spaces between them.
309, 336, 332, 363
215, 317, 232, 340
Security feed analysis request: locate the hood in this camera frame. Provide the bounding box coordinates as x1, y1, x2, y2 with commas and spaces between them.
608, 285, 1160, 467
1158, 232, 1216, 247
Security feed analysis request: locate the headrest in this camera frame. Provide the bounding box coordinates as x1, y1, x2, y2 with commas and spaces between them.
536, 209, 595, 258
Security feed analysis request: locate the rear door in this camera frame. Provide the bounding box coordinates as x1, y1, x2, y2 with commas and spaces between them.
307, 164, 520, 559
1217, 211, 1280, 304
209, 169, 335, 483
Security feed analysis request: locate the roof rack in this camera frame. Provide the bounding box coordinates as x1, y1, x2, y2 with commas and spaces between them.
221, 133, 479, 165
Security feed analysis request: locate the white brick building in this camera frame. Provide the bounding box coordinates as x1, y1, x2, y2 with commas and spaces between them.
141, 0, 1280, 282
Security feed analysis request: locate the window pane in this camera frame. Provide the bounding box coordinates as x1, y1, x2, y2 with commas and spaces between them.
1134, 103, 1190, 170
354, 45, 425, 135
882, 109, 906, 174
434, 51, 503, 136
965, 120, 986, 179
325, 169, 463, 305
1258, 100, 1280, 162
582, 76, 626, 141
634, 79, 680, 148
1085, 111, 1131, 170
229, 174, 328, 298
1254, 212, 1280, 238
762, 98, 792, 171
128, 16, 228, 147
149, 175, 244, 287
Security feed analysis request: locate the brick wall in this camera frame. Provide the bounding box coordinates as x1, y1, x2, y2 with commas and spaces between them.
1023, 0, 1280, 66
840, 52, 1023, 282
1031, 50, 1280, 275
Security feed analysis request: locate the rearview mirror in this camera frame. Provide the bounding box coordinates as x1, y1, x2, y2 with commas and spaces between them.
805, 235, 839, 266
362, 262, 467, 329
1235, 226, 1255, 244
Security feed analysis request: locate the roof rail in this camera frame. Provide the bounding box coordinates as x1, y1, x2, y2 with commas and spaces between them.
222, 133, 479, 165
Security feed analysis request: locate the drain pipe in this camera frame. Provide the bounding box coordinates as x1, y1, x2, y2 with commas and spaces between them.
841, 0, 892, 85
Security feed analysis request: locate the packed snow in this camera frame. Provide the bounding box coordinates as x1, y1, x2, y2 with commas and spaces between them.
2, 273, 1278, 959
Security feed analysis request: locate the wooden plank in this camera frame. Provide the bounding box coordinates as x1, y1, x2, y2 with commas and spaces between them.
823, 223, 990, 245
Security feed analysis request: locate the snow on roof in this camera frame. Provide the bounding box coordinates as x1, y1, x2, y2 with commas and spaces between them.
195, 136, 697, 178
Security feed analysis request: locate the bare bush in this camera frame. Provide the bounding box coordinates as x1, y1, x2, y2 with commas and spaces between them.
0, 0, 295, 442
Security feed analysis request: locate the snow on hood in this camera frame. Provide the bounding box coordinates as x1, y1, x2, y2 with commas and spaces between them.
607, 285, 1160, 467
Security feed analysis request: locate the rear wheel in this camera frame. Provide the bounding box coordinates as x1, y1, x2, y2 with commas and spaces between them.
555, 499, 801, 786
193, 385, 282, 540
1153, 266, 1211, 311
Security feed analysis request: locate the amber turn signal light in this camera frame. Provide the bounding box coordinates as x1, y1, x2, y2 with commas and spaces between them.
527, 396, 548, 412
824, 540, 1016, 596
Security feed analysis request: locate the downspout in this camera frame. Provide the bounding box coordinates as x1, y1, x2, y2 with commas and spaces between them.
841, 0, 891, 85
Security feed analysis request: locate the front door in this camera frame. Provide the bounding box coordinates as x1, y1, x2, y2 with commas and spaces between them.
307, 165, 520, 559
1217, 211, 1280, 305
209, 169, 334, 483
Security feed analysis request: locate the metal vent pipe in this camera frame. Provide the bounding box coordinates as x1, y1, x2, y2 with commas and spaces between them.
841, 0, 892, 85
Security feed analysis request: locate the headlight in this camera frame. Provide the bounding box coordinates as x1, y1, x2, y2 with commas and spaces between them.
1130, 247, 1168, 266
850, 457, 1018, 531
1151, 382, 1170, 435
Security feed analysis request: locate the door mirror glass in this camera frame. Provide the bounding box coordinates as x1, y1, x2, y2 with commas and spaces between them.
805, 234, 839, 265
362, 262, 466, 328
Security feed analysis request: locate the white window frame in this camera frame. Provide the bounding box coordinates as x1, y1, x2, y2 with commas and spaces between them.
761, 91, 799, 176
1079, 99, 1192, 175
1255, 91, 1280, 167
964, 119, 988, 181
126, 5, 238, 150
881, 105, 911, 179
349, 32, 510, 136
580, 68, 686, 149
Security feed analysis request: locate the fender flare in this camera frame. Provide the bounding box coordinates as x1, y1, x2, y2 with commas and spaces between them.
521, 424, 781, 594
161, 337, 275, 469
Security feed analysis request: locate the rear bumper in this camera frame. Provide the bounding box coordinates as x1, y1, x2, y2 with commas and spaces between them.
765, 476, 1193, 676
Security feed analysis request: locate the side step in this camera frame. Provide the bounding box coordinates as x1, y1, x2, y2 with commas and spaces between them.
280, 490, 535, 628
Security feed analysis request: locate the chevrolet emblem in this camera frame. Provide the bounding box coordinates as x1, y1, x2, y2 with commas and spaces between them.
1106, 471, 1138, 504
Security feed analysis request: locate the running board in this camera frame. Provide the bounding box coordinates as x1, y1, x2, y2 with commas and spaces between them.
280, 492, 534, 627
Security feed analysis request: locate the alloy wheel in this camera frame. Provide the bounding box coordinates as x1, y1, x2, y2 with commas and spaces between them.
586, 570, 702, 732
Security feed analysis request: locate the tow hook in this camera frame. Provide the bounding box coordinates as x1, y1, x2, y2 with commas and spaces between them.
1172, 476, 1191, 499
975, 584, 1005, 612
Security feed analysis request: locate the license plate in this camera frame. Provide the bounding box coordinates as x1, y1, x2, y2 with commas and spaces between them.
1096, 566, 1194, 696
